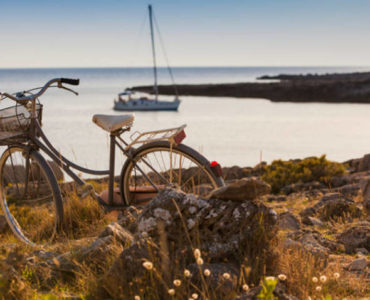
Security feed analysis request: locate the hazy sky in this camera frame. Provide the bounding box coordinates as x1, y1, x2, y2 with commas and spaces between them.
1, 0, 370, 68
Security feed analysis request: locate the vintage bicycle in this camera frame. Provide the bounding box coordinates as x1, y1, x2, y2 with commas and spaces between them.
0, 78, 224, 246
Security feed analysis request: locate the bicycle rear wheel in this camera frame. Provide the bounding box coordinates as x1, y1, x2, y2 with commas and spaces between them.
120, 141, 224, 205
0, 146, 63, 246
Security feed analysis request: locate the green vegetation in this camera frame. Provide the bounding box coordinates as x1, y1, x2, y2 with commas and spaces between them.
262, 155, 346, 193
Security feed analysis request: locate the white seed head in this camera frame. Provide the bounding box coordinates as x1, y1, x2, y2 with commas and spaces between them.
184, 269, 192, 277
192, 293, 199, 299
173, 279, 181, 287
134, 296, 140, 300
312, 276, 318, 283
196, 257, 204, 265
333, 272, 340, 279
193, 248, 201, 259
265, 276, 276, 281
320, 275, 327, 283
168, 289, 175, 296
223, 272, 231, 280
142, 261, 153, 270
204, 268, 211, 277
242, 284, 249, 291
278, 274, 287, 281
315, 285, 322, 292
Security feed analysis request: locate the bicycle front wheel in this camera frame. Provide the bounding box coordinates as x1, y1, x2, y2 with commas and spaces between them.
120, 141, 224, 205
0, 146, 63, 246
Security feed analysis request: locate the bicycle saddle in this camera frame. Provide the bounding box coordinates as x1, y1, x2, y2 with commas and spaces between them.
92, 114, 135, 132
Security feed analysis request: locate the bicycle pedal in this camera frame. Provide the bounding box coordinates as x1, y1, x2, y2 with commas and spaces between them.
77, 184, 94, 199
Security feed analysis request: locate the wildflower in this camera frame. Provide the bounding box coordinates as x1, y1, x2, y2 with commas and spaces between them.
278, 274, 287, 281
334, 272, 340, 279
193, 248, 201, 259
315, 286, 322, 292
204, 269, 211, 276
223, 272, 231, 280
320, 275, 327, 283
192, 293, 199, 299
134, 296, 140, 300
242, 284, 249, 291
196, 257, 204, 265
142, 261, 153, 270
173, 279, 181, 287
141, 231, 148, 238
265, 276, 276, 281
168, 289, 175, 296
312, 276, 318, 283
184, 269, 192, 277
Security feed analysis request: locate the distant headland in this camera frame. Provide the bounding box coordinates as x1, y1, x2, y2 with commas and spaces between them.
131, 71, 370, 103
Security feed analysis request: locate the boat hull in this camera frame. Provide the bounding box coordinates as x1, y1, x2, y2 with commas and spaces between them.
114, 99, 180, 111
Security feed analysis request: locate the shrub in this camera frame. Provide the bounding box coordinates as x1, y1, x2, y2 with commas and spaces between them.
262, 155, 345, 193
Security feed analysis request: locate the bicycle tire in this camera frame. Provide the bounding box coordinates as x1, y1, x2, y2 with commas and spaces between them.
0, 146, 63, 246
120, 141, 224, 205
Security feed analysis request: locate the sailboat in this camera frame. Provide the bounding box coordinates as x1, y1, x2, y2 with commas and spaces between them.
114, 5, 181, 111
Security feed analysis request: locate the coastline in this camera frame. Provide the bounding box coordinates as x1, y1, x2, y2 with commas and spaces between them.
131, 71, 370, 103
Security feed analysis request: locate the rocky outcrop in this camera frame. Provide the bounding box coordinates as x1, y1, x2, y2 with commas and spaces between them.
99, 183, 278, 298
337, 222, 370, 253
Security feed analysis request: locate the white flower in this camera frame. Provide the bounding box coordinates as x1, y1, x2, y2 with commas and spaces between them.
315, 285, 322, 292
141, 231, 148, 238
134, 296, 140, 300
142, 261, 153, 270
223, 272, 231, 280
192, 293, 199, 299
184, 269, 191, 277
168, 289, 175, 296
278, 274, 287, 281
193, 248, 201, 259
242, 284, 249, 291
204, 269, 211, 276
320, 275, 327, 283
196, 257, 204, 265
333, 272, 340, 279
312, 276, 318, 283
173, 279, 181, 287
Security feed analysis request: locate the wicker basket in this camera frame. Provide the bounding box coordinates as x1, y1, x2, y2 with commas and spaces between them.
0, 104, 42, 142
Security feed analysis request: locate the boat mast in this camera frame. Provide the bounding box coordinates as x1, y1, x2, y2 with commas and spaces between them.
148, 4, 158, 100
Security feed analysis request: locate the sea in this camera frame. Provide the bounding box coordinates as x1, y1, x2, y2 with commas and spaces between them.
1, 66, 370, 175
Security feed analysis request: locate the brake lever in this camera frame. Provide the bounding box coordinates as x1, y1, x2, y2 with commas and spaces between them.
58, 83, 79, 96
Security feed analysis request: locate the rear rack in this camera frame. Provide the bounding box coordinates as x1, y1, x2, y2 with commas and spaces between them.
125, 124, 186, 150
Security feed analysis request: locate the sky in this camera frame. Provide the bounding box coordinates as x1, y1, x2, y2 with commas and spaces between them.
1, 0, 370, 68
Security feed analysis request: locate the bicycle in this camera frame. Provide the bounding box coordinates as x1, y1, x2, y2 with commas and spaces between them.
0, 78, 225, 246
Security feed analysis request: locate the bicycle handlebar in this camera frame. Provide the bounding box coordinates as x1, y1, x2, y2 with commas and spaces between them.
0, 77, 80, 103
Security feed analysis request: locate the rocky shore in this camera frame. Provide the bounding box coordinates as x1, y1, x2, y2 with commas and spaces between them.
0, 154, 369, 299
131, 71, 370, 103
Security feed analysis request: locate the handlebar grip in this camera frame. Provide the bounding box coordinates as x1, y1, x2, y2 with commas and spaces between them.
61, 78, 80, 85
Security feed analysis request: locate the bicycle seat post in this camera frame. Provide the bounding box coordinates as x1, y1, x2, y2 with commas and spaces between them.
108, 132, 116, 206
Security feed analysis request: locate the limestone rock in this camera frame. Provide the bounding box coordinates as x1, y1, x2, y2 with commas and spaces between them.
208, 177, 271, 202
277, 212, 301, 231
345, 257, 368, 271
337, 222, 370, 253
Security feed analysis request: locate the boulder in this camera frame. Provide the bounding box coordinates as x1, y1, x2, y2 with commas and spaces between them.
360, 177, 370, 213
301, 216, 324, 227
277, 212, 301, 231
281, 181, 326, 195
208, 177, 271, 201
358, 154, 370, 172
98, 188, 278, 298
337, 222, 370, 253
317, 198, 361, 221
345, 257, 368, 271
187, 263, 239, 297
